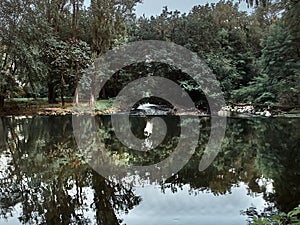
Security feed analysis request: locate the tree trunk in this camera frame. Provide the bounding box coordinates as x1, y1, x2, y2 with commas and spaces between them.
74, 76, 79, 106
48, 83, 56, 104
89, 92, 95, 107
0, 95, 5, 109
101, 87, 107, 99
60, 88, 65, 107
89, 77, 95, 107
60, 76, 65, 107
71, 0, 79, 39
74, 87, 79, 106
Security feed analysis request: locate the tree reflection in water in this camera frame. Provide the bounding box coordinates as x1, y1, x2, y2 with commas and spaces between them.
0, 116, 141, 225
0, 115, 299, 224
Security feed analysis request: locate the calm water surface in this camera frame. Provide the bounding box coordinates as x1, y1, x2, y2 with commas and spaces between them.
0, 115, 299, 225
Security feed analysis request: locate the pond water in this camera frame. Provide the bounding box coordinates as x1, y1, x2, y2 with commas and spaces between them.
0, 115, 299, 225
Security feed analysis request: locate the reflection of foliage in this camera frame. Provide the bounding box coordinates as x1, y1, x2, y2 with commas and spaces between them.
162, 117, 300, 216
0, 116, 141, 225
162, 118, 263, 196
92, 172, 141, 225
96, 115, 182, 166
1, 116, 300, 224
245, 204, 300, 225
254, 118, 300, 213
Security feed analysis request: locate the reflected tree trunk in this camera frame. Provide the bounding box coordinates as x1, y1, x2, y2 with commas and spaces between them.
0, 117, 6, 148
92, 173, 120, 225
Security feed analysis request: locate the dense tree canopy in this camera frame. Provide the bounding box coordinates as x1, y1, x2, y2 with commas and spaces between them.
0, 0, 299, 109
0, 0, 140, 107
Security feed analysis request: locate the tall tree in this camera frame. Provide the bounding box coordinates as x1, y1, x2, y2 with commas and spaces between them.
70, 0, 84, 39
89, 0, 141, 55
86, 0, 141, 106
234, 0, 300, 105
128, 2, 261, 102
44, 38, 92, 106
0, 0, 52, 107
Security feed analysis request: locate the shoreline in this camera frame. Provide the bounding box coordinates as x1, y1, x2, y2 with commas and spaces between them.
1, 106, 300, 118
1, 99, 299, 117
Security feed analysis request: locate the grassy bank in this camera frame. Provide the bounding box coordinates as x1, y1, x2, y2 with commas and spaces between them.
0, 98, 113, 116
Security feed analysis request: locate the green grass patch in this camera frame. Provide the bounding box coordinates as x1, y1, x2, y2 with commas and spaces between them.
95, 99, 113, 111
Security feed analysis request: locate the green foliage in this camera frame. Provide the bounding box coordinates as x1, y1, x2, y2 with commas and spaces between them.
251, 205, 300, 225
128, 1, 262, 103
234, 21, 300, 105
0, 0, 140, 105
284, 0, 300, 47
44, 37, 92, 103
45, 38, 92, 78
0, 0, 52, 102
95, 99, 114, 111
0, 0, 298, 108
89, 0, 141, 55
